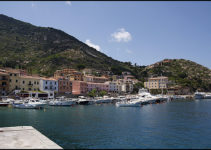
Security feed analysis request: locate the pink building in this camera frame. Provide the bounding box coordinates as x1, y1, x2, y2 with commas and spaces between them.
72, 81, 87, 95
87, 82, 109, 92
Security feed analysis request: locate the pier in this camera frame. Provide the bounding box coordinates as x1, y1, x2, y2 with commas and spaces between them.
0, 126, 62, 149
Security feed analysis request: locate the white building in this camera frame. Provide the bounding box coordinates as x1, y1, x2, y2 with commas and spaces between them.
39, 78, 58, 98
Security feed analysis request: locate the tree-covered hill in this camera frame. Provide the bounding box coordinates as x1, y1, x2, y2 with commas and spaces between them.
0, 14, 133, 76
138, 59, 211, 92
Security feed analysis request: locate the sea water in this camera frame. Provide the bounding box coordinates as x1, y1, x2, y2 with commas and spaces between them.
0, 99, 211, 149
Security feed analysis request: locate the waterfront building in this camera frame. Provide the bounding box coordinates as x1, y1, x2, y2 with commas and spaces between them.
144, 76, 168, 89
39, 77, 58, 98
107, 81, 119, 93
72, 81, 87, 95
2, 68, 27, 92
19, 75, 41, 92
83, 75, 108, 83
39, 78, 58, 92
58, 78, 72, 94
87, 82, 109, 92
54, 68, 83, 81
0, 72, 9, 96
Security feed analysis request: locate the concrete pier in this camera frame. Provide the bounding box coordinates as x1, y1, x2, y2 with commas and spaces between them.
0, 126, 62, 149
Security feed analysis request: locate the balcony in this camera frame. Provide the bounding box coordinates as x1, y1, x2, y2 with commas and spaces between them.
28, 83, 33, 87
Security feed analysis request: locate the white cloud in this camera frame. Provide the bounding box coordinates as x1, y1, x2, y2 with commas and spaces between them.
125, 49, 133, 54
111, 28, 132, 42
31, 2, 35, 8
65, 1, 71, 6
85, 39, 101, 51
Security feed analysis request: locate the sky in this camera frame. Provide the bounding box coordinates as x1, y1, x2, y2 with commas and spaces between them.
0, 1, 211, 68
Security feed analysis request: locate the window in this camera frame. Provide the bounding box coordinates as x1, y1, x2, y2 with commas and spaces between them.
10, 74, 12, 76
14, 74, 17, 76
15, 86, 18, 89
55, 82, 56, 85
46, 81, 48, 84
34, 89, 36, 91
29, 88, 31, 91
23, 88, 24, 91
16, 80, 18, 83
34, 81, 36, 84
23, 81, 25, 84
37, 82, 39, 84
45, 86, 48, 90
9, 79, 11, 82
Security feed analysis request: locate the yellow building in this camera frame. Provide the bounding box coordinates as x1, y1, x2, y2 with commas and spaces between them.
19, 75, 41, 92
4, 68, 27, 92
144, 76, 168, 89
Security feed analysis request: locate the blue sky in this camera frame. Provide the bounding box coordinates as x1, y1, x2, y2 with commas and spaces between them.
0, 1, 211, 68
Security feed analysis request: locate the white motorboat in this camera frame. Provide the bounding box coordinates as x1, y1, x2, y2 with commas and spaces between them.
49, 97, 76, 106
116, 98, 143, 107
77, 96, 94, 105
194, 91, 205, 99
13, 99, 46, 109
138, 88, 160, 104
94, 96, 113, 104
204, 93, 211, 99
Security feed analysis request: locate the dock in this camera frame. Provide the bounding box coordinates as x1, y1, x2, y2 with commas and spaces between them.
0, 126, 62, 149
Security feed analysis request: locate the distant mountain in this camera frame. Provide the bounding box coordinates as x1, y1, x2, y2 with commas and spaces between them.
0, 14, 134, 76
139, 59, 211, 92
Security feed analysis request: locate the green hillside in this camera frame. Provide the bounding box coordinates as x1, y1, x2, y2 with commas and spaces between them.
138, 59, 211, 92
0, 14, 134, 76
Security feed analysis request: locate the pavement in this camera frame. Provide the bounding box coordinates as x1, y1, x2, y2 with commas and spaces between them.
0, 126, 62, 149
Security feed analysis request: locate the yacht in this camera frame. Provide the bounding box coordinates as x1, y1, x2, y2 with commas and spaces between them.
77, 96, 94, 105
116, 98, 142, 107
13, 98, 46, 109
94, 96, 113, 104
194, 91, 205, 99
49, 97, 76, 106
138, 88, 160, 104
204, 93, 211, 99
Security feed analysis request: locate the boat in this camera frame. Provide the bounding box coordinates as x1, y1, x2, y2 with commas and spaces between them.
115, 99, 142, 107
0, 102, 9, 106
77, 96, 94, 105
204, 93, 211, 99
13, 98, 46, 109
49, 97, 76, 106
194, 91, 205, 99
94, 96, 113, 104
138, 88, 160, 104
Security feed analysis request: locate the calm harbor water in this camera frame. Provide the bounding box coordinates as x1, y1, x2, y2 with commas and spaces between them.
1, 99, 211, 149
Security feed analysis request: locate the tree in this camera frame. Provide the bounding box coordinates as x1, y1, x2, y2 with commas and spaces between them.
132, 82, 144, 94
99, 90, 107, 97
77, 64, 85, 71
88, 89, 97, 97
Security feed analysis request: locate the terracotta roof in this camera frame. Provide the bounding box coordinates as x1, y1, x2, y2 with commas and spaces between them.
0, 72, 9, 75
149, 76, 168, 80
20, 75, 42, 80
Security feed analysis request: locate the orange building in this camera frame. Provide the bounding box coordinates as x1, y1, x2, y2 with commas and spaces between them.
54, 69, 83, 81
72, 81, 87, 95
